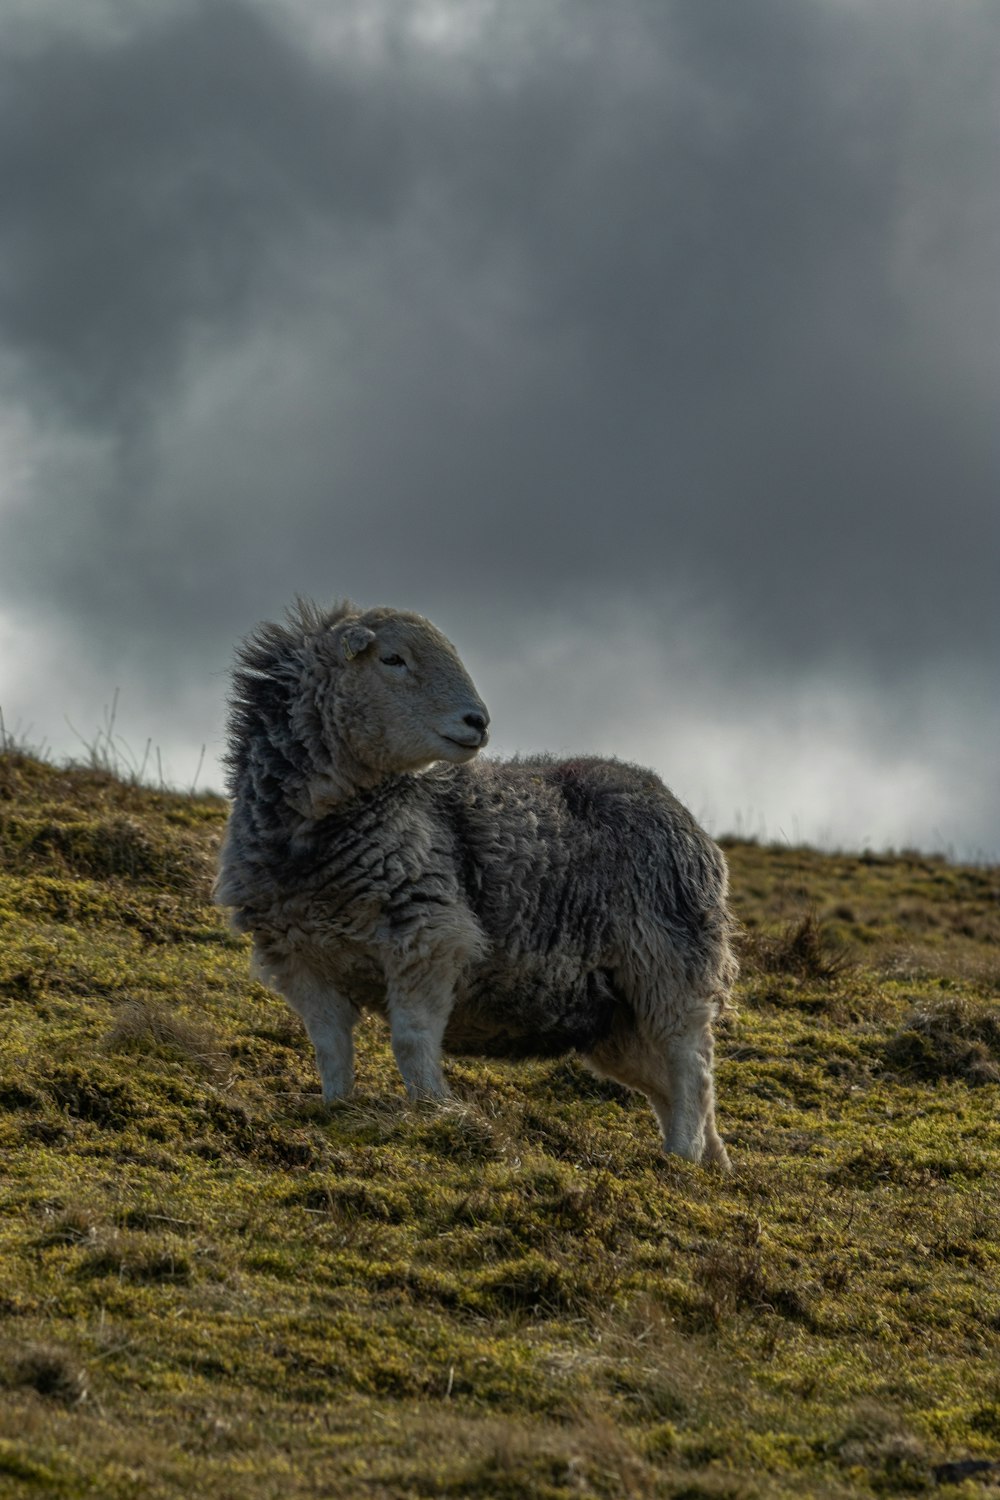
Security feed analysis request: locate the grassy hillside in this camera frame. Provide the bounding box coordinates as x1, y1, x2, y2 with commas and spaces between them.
1, 750, 998, 1499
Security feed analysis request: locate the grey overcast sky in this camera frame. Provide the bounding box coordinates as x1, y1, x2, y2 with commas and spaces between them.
1, 0, 997, 855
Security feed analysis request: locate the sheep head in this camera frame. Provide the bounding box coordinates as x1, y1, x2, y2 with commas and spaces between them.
321, 608, 490, 779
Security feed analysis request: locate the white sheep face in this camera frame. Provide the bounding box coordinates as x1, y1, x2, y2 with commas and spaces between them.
328, 611, 490, 777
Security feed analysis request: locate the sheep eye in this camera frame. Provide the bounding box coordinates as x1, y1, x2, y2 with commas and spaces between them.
380, 653, 406, 667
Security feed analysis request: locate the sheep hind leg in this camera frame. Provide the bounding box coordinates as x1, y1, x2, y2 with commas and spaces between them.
584, 1017, 730, 1172
659, 1020, 730, 1171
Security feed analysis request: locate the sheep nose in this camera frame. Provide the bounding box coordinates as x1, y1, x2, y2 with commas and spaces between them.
463, 710, 489, 737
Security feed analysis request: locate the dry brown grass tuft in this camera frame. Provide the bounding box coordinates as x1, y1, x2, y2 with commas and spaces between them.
438, 1407, 666, 1500
76, 1228, 194, 1284
102, 996, 228, 1077
742, 912, 852, 983
416, 1097, 511, 1162
0, 1342, 89, 1405
35, 1204, 102, 1248
832, 1402, 931, 1492
884, 996, 1000, 1084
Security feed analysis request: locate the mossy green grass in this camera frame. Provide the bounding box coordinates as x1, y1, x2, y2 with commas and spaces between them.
0, 752, 998, 1497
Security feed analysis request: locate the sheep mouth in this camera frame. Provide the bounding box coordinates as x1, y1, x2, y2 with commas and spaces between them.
440, 734, 486, 753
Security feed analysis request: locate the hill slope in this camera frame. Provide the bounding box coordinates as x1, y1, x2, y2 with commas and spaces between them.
1, 752, 998, 1498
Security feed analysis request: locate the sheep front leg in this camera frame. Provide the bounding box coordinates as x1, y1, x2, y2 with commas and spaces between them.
383, 915, 485, 1101
385, 977, 454, 1101
281, 974, 360, 1102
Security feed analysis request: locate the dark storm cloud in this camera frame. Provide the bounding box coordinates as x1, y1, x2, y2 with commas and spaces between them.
0, 0, 997, 847
0, 0, 411, 422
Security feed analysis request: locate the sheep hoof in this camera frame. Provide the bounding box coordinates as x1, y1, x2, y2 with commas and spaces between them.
703, 1141, 733, 1173
408, 1087, 452, 1108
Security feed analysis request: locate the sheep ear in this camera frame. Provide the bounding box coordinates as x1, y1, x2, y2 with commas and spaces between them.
340, 624, 376, 662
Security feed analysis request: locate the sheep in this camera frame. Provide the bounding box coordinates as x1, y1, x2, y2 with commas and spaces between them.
216, 598, 736, 1169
